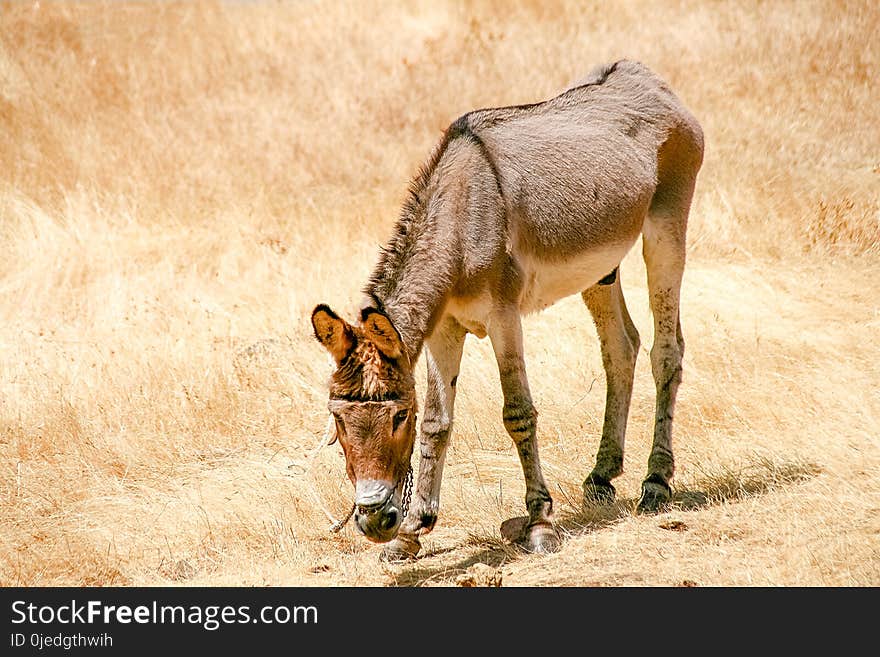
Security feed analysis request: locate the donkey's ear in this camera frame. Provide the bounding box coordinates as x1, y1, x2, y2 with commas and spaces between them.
360, 307, 404, 360
311, 304, 355, 364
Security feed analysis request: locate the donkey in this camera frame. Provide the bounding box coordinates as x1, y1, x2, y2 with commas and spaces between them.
311, 59, 703, 560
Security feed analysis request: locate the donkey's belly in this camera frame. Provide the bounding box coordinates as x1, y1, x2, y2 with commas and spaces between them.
518, 241, 635, 314
445, 240, 636, 337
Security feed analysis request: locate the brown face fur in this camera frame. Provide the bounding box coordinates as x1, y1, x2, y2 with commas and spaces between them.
312, 305, 417, 488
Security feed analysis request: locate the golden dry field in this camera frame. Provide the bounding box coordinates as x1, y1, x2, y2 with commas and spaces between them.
1, 0, 878, 587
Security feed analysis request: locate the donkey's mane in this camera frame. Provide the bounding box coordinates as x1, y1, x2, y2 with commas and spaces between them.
363, 117, 465, 306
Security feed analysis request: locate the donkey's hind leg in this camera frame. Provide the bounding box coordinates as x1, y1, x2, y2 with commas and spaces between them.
638, 160, 698, 513
581, 272, 640, 504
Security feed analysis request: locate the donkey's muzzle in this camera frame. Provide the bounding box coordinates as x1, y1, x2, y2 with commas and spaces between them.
354, 479, 401, 543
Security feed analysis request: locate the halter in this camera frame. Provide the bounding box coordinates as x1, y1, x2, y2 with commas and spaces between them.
330, 465, 413, 533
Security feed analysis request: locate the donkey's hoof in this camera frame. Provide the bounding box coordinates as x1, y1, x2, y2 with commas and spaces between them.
637, 474, 672, 514
524, 523, 561, 554
379, 534, 421, 562
583, 473, 616, 505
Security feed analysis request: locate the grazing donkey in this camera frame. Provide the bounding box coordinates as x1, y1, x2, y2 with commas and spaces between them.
311, 60, 703, 559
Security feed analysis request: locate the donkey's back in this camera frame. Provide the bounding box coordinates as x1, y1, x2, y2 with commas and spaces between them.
481, 60, 695, 249
445, 60, 703, 327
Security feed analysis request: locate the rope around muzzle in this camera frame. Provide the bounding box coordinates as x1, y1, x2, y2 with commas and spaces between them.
330, 465, 413, 534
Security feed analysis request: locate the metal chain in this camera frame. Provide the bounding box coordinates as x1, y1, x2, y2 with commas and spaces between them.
400, 465, 413, 521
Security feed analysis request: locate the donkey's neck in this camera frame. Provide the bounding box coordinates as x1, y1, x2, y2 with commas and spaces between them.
363, 200, 458, 362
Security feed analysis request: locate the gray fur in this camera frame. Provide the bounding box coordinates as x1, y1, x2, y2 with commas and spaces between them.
316, 59, 704, 557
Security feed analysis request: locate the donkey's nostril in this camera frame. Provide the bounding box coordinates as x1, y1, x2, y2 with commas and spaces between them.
381, 509, 398, 530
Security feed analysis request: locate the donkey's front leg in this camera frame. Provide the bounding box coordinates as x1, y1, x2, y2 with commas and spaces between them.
488, 305, 560, 554
381, 317, 466, 562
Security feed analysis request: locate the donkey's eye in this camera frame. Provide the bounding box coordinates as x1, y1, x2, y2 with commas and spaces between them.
392, 409, 409, 432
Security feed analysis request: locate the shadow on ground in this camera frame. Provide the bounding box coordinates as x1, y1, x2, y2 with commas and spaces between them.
387, 455, 821, 586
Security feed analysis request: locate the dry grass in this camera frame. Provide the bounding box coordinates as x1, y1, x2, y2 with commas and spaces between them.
1, 0, 878, 587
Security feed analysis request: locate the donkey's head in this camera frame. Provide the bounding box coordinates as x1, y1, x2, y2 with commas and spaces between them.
310, 303, 417, 543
